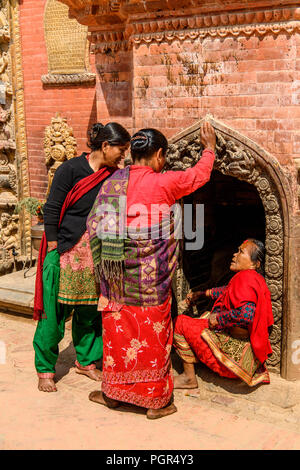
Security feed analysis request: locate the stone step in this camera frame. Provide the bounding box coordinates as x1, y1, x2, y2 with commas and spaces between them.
0, 268, 36, 316
172, 353, 300, 414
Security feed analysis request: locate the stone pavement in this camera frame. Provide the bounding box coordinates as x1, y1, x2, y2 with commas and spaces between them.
1, 311, 300, 450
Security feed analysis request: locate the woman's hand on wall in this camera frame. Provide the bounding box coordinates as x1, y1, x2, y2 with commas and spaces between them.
200, 122, 216, 152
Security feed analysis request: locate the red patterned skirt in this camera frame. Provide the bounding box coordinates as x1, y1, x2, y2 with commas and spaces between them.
174, 314, 270, 386
101, 295, 174, 409
174, 315, 237, 379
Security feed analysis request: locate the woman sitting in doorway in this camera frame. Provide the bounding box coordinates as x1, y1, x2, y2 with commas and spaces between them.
173, 239, 274, 388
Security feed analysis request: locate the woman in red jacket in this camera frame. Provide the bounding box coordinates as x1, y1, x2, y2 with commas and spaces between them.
173, 239, 274, 388
87, 122, 216, 418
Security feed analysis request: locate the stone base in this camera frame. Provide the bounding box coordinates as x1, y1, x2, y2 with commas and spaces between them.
0, 268, 35, 316
172, 353, 300, 414
1, 269, 300, 412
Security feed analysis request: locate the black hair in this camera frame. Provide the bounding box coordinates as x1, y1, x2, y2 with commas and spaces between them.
248, 238, 265, 276
130, 128, 168, 161
87, 122, 131, 151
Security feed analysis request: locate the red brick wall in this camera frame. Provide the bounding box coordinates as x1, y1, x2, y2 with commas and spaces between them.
95, 33, 300, 171
19, 0, 97, 201
95, 50, 134, 134
141, 35, 299, 166
19, 2, 300, 197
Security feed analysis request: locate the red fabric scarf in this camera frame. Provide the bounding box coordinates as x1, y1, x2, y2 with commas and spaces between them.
33, 166, 113, 320
212, 269, 274, 364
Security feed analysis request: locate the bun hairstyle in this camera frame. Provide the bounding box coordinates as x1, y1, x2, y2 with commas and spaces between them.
248, 238, 265, 276
130, 128, 168, 161
87, 122, 131, 151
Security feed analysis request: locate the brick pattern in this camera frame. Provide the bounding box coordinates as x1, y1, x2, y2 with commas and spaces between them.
19, 3, 300, 196
19, 0, 97, 201
96, 33, 300, 168
95, 50, 133, 134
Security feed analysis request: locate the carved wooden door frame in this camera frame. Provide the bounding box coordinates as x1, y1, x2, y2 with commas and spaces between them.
168, 116, 293, 373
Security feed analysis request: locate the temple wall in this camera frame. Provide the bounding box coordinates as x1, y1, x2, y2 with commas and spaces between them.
21, 0, 300, 380
132, 33, 300, 168
19, 0, 97, 200
91, 7, 300, 380
94, 29, 300, 203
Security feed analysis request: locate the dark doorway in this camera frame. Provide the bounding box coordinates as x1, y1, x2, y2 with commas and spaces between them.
182, 170, 265, 316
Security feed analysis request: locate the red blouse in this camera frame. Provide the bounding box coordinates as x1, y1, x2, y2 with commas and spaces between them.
126, 149, 215, 227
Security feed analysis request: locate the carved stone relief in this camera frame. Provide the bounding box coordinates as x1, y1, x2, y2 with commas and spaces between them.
0, 211, 19, 260
44, 113, 77, 195
0, 0, 20, 271
43, 0, 96, 85
167, 117, 289, 372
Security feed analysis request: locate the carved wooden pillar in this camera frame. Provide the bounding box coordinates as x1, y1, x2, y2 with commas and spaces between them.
0, 0, 31, 273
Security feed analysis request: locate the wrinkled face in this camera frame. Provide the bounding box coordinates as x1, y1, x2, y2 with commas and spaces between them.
103, 142, 130, 168
230, 241, 258, 272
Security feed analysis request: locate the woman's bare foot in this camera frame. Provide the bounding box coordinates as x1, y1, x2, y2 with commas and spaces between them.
147, 403, 177, 420
174, 373, 198, 389
38, 378, 57, 392
75, 367, 102, 381
88, 391, 120, 409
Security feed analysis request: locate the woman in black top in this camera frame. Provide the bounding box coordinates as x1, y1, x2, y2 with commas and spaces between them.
33, 122, 131, 392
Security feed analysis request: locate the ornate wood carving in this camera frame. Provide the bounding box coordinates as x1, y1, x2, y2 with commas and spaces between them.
9, 0, 32, 259
44, 113, 77, 195
130, 8, 300, 45
57, 1, 300, 53
0, 0, 30, 272
0, 211, 19, 261
167, 116, 293, 372
0, 150, 16, 194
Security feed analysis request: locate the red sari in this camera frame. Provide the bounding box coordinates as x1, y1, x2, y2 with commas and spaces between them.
174, 270, 274, 386
101, 296, 173, 409
89, 153, 215, 407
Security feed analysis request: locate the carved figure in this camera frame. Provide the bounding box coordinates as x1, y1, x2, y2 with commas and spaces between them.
0, 105, 10, 123
0, 211, 19, 254
0, 11, 10, 42
0, 51, 12, 94
0, 150, 17, 192
44, 114, 77, 195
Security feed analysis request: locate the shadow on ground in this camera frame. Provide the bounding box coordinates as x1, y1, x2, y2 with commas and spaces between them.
171, 351, 262, 396
55, 341, 103, 383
